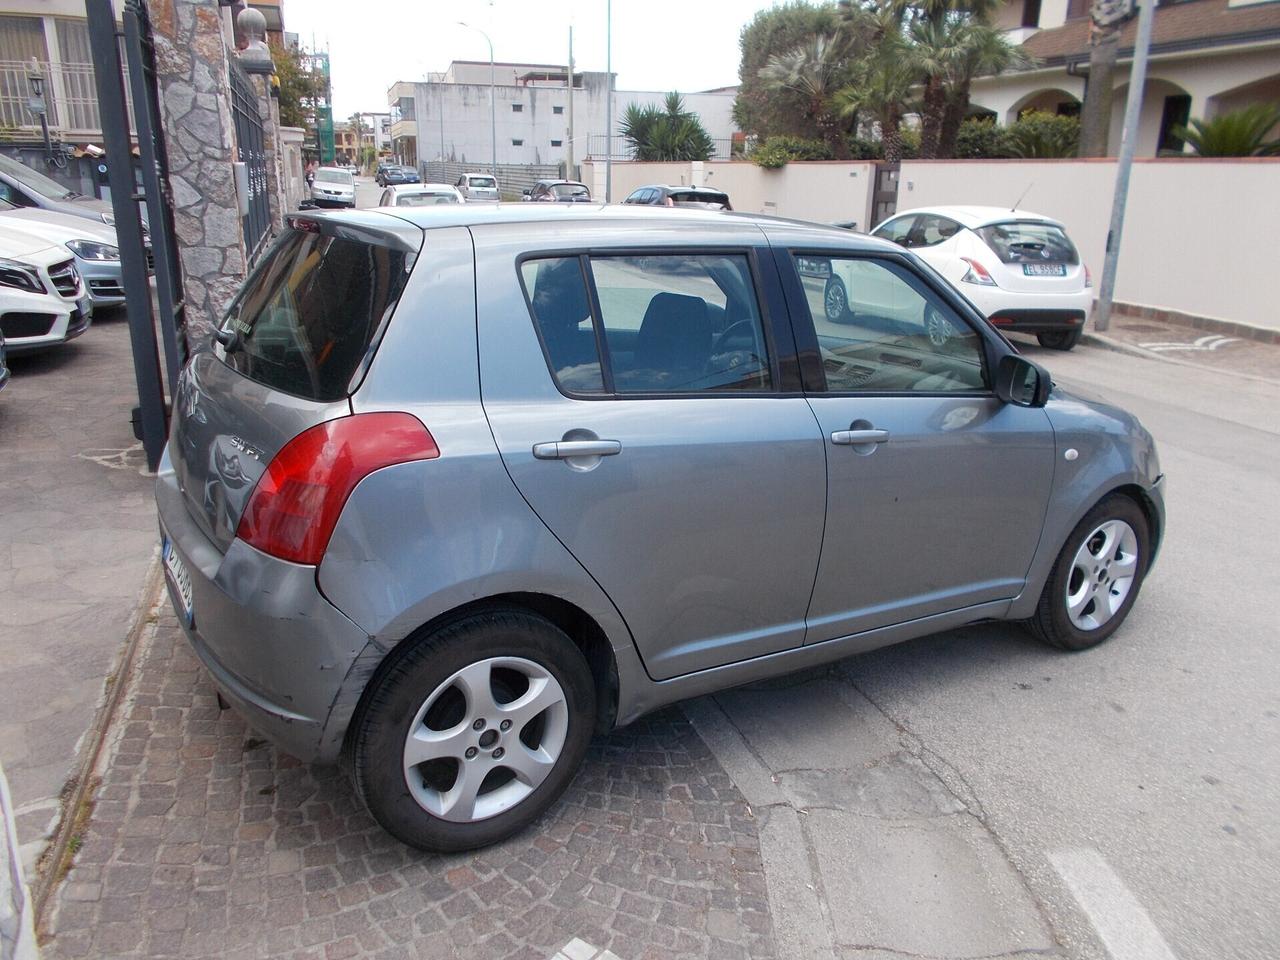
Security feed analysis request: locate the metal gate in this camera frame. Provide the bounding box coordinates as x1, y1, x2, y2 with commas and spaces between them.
871, 161, 901, 226
228, 58, 270, 262
86, 0, 187, 470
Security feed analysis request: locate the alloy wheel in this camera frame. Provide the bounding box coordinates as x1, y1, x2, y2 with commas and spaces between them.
402, 657, 568, 823
825, 280, 847, 322
1065, 519, 1140, 631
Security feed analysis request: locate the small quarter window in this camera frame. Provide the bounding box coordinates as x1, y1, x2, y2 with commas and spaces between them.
520, 258, 605, 393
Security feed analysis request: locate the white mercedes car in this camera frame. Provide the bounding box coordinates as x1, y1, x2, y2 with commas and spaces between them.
0, 222, 91, 354
869, 206, 1092, 350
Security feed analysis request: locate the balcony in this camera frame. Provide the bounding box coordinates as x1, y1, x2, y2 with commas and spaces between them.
0, 59, 132, 139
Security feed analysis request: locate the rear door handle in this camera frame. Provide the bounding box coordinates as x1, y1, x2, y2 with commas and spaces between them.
532, 439, 622, 459
831, 429, 890, 445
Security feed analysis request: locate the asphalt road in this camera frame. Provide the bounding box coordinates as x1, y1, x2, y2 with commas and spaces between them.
837, 339, 1280, 960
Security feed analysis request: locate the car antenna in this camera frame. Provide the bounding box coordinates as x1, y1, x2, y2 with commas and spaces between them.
1011, 182, 1034, 212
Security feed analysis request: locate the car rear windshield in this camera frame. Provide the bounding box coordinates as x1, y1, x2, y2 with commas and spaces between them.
551, 183, 590, 198
469, 176, 497, 188
976, 221, 1078, 265
671, 191, 730, 208
398, 192, 458, 206
218, 228, 411, 402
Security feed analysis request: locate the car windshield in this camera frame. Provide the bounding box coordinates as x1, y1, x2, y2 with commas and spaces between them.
468, 176, 497, 189
315, 169, 353, 185
0, 153, 76, 200
551, 183, 589, 198
976, 221, 1078, 265
397, 192, 458, 206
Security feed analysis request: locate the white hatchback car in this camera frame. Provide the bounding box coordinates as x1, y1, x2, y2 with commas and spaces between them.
455, 173, 500, 202
378, 183, 463, 208
310, 167, 356, 208
870, 206, 1091, 350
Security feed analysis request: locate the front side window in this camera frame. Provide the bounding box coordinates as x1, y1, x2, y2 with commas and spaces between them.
219, 228, 411, 401
795, 255, 986, 393
520, 253, 771, 396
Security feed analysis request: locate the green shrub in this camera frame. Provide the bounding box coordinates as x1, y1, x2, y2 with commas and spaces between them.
750, 135, 833, 168
954, 117, 1007, 159
1003, 110, 1079, 158
1172, 102, 1280, 157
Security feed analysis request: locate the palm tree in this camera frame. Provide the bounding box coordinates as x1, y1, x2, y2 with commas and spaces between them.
1172, 102, 1280, 157
619, 92, 716, 161
906, 16, 970, 158
938, 23, 1031, 157
759, 34, 854, 159
1078, 0, 1133, 156
833, 36, 917, 162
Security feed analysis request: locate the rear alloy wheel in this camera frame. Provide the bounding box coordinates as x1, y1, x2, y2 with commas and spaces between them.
824, 276, 849, 323
351, 610, 595, 852
1027, 495, 1150, 651
1036, 329, 1081, 351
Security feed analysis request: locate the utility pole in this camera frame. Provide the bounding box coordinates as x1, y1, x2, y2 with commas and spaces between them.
457, 22, 497, 183
1094, 0, 1155, 332
566, 26, 574, 180
605, 0, 612, 202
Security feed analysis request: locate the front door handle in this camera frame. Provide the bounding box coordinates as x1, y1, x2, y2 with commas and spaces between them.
831, 429, 890, 445
532, 439, 623, 460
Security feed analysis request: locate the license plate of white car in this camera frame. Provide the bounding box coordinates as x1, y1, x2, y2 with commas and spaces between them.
1023, 263, 1067, 276
162, 537, 194, 624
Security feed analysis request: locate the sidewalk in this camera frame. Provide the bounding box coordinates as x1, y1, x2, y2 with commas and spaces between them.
0, 313, 158, 874
1083, 312, 1280, 383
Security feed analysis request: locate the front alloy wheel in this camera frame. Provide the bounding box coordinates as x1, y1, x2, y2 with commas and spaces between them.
1064, 520, 1139, 632
824, 277, 848, 323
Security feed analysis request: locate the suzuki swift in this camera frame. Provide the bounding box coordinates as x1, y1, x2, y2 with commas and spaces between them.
156, 204, 1164, 852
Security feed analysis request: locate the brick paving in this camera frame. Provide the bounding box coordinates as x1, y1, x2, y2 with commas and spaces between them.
44, 616, 777, 960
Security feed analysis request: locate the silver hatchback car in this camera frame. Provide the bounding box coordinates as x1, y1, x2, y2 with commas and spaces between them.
156, 205, 1164, 852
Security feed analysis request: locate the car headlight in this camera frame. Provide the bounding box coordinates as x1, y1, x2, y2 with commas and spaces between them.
66, 239, 121, 261
100, 212, 115, 226
0, 258, 45, 294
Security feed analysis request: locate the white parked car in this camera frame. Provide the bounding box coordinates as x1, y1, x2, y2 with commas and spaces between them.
377, 183, 463, 208
870, 206, 1091, 350
0, 222, 91, 354
455, 172, 500, 202
0, 201, 130, 309
310, 167, 356, 208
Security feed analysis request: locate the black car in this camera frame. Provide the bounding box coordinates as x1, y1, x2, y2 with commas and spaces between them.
376, 165, 421, 188
623, 184, 732, 210
522, 180, 592, 203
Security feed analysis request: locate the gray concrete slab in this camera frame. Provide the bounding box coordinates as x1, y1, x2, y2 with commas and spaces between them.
0, 312, 157, 871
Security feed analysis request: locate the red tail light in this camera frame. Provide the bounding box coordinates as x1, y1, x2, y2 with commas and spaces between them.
1084, 265, 1093, 288
960, 257, 997, 286
236, 413, 439, 565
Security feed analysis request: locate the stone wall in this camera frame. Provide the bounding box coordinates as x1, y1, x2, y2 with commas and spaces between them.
150, 0, 248, 349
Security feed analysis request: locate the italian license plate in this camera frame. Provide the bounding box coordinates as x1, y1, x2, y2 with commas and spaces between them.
1023, 263, 1067, 277
162, 537, 194, 625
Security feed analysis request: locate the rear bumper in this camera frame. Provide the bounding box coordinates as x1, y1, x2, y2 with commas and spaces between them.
987, 308, 1087, 334
154, 448, 372, 763
964, 286, 1093, 333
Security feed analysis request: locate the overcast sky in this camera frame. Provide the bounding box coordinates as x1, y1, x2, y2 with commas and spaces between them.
286, 0, 780, 118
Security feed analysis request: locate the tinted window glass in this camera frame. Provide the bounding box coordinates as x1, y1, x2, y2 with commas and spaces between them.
551, 183, 589, 198
591, 254, 770, 393
976, 222, 1079, 264
796, 255, 985, 393
397, 192, 459, 206
468, 176, 497, 189
872, 215, 916, 246
669, 191, 730, 209
220, 228, 411, 402
909, 214, 963, 247
519, 257, 605, 394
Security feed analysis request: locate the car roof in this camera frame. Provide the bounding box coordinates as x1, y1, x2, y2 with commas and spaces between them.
311, 202, 904, 253
883, 205, 1061, 229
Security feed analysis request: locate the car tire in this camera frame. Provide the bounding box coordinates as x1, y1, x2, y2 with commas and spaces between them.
1036, 329, 1081, 350
1026, 494, 1150, 651
824, 276, 850, 323
350, 609, 596, 853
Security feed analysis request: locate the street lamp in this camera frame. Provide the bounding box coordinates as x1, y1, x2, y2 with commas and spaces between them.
26, 57, 53, 163
456, 21, 497, 185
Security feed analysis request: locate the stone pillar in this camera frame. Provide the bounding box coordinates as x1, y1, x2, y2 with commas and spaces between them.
237, 6, 286, 232
151, 0, 249, 350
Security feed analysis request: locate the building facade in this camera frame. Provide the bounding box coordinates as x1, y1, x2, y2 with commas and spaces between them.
388, 61, 740, 171
973, 0, 1280, 155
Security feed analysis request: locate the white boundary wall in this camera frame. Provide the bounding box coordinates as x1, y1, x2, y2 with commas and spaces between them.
898, 158, 1280, 331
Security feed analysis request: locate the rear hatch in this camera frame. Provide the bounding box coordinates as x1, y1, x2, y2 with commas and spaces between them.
969, 220, 1085, 294
169, 212, 421, 551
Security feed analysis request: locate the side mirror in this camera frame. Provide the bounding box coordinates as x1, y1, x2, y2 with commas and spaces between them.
994, 354, 1051, 408
521, 187, 532, 196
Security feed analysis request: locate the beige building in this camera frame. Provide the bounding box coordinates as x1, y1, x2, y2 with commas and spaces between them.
972, 0, 1280, 154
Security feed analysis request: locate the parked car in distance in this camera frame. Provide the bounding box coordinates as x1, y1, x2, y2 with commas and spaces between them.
0, 153, 123, 229
522, 180, 591, 203
378, 184, 463, 207
377, 165, 421, 188
0, 199, 135, 310
156, 204, 1164, 855
623, 184, 732, 210
456, 173, 500, 201
870, 206, 1091, 350
310, 167, 356, 208
0, 222, 92, 354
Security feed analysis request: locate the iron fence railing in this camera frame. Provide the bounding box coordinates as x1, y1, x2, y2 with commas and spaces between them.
0, 58, 131, 135
585, 135, 738, 161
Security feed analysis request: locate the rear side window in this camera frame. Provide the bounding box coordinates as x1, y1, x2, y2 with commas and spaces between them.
520, 253, 771, 396
976, 221, 1078, 264
220, 228, 411, 401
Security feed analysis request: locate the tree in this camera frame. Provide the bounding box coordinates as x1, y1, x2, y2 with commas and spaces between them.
735, 2, 843, 141
1078, 0, 1132, 156
937, 22, 1029, 157
759, 33, 855, 158
620, 93, 716, 161
270, 42, 319, 129
832, 15, 917, 163
1171, 102, 1280, 157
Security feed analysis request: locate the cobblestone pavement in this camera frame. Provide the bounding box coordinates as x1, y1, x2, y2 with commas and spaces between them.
44, 615, 777, 960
